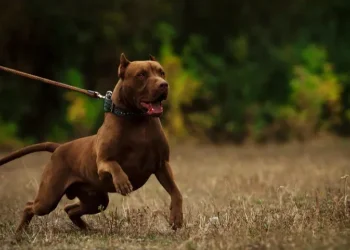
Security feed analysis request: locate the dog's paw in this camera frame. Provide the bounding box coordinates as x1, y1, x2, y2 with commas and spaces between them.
170, 209, 183, 230
113, 173, 133, 196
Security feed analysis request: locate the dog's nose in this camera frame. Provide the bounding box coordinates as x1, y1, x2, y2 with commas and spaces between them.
159, 82, 169, 90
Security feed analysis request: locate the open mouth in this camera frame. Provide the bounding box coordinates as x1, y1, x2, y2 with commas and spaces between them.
140, 93, 167, 116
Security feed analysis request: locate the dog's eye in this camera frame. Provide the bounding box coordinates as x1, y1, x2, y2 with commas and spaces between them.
137, 72, 146, 79
160, 71, 165, 77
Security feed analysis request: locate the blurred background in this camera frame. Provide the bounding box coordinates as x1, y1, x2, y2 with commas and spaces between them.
1, 0, 350, 149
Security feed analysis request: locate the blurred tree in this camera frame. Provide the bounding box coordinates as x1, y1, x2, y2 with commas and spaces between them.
1, 0, 350, 146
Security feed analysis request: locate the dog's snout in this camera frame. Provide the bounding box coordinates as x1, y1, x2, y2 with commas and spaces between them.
159, 82, 169, 90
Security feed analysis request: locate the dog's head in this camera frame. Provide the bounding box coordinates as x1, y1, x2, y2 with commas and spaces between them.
113, 53, 168, 117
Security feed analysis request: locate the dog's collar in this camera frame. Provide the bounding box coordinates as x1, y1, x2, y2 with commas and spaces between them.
103, 91, 145, 117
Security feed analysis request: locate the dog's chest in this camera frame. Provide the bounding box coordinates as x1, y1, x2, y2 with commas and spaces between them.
117, 140, 163, 190
104, 120, 168, 189
121, 141, 162, 171
118, 128, 166, 170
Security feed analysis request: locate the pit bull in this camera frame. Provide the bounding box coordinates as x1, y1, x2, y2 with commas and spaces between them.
0, 53, 183, 233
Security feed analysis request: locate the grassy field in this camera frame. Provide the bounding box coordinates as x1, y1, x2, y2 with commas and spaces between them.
1, 138, 350, 249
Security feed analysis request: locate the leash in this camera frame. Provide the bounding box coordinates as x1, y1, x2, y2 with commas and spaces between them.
0, 65, 105, 99
0, 65, 145, 117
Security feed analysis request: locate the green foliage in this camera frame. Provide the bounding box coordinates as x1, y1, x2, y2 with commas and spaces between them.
157, 23, 202, 138
276, 45, 343, 140
63, 68, 102, 136
2, 1, 350, 146
0, 118, 32, 149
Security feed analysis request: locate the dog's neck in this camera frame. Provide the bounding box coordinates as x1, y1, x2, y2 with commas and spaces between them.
102, 80, 148, 121
111, 80, 137, 112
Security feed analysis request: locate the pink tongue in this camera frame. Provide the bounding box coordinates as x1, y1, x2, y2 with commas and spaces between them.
147, 103, 163, 115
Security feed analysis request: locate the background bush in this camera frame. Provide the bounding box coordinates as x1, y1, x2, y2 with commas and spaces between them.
1, 0, 350, 146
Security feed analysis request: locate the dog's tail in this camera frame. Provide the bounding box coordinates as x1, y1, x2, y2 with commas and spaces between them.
0, 142, 60, 166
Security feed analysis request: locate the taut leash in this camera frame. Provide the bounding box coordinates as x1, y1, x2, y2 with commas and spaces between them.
0, 65, 146, 117
0, 65, 105, 99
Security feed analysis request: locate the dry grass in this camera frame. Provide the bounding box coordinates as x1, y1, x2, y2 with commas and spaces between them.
1, 138, 350, 249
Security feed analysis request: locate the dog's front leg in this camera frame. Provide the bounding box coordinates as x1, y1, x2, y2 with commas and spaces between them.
97, 160, 133, 195
155, 162, 183, 230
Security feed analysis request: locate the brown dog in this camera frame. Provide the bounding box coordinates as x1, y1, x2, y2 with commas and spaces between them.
0, 53, 183, 233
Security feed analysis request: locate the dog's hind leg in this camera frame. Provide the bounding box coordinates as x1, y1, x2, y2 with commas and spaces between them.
64, 187, 109, 230
16, 201, 35, 232
16, 161, 69, 233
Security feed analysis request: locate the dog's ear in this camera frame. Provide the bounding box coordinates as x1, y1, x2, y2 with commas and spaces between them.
118, 53, 130, 79
149, 54, 157, 61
